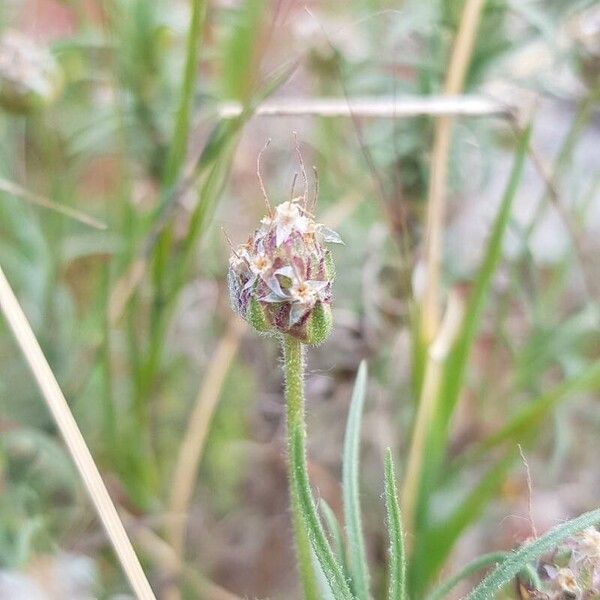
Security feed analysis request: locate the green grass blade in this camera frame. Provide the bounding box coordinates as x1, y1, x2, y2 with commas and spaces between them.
320, 499, 349, 575
409, 124, 534, 588
466, 508, 600, 599
428, 552, 507, 600
342, 361, 370, 600
291, 426, 355, 600
411, 452, 514, 594
475, 362, 600, 454
163, 0, 206, 186
384, 449, 407, 600
220, 0, 266, 101
439, 123, 534, 430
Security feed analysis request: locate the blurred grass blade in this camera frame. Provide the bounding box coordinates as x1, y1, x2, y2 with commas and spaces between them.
291, 426, 355, 600
413, 124, 534, 544
342, 361, 370, 600
163, 0, 206, 187
150, 0, 207, 411
439, 123, 534, 429
466, 508, 600, 599
412, 452, 515, 593
221, 0, 266, 101
429, 551, 507, 600
476, 362, 600, 453
0, 265, 156, 600
384, 449, 407, 600
320, 499, 348, 574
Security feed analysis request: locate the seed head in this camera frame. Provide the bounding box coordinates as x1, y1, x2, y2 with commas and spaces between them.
0, 30, 63, 114
228, 185, 342, 344
522, 527, 600, 599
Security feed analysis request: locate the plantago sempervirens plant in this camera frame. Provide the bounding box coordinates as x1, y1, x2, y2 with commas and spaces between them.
516, 527, 600, 599
227, 136, 348, 599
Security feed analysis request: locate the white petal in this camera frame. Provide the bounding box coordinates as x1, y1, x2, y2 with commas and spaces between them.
274, 265, 295, 279
317, 225, 344, 244
289, 303, 308, 326
260, 291, 287, 303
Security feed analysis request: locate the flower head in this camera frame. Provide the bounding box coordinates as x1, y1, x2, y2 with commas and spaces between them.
228, 191, 341, 344
0, 31, 63, 113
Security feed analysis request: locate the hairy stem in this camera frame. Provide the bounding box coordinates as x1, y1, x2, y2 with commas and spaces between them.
282, 335, 319, 600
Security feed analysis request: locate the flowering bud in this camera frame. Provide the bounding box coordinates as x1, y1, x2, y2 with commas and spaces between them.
521, 527, 600, 599
228, 196, 342, 345
0, 31, 63, 114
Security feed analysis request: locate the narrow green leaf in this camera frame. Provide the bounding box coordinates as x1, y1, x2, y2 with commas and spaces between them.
411, 452, 515, 594
220, 0, 266, 101
313, 548, 337, 600
429, 552, 507, 600
342, 361, 370, 600
384, 449, 407, 600
291, 426, 355, 600
439, 123, 534, 431
409, 124, 534, 592
476, 362, 600, 454
163, 0, 206, 186
466, 508, 600, 599
320, 499, 349, 575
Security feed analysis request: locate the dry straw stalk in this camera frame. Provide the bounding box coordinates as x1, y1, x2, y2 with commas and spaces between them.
0, 265, 156, 600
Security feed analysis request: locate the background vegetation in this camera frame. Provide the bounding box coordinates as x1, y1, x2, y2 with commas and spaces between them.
0, 0, 598, 598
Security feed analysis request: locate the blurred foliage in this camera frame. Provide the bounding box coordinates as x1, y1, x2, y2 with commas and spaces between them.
0, 0, 598, 598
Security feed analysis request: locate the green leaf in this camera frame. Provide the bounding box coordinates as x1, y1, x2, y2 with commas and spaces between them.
343, 361, 370, 600
475, 362, 600, 454
291, 426, 355, 600
439, 123, 534, 434
162, 0, 206, 187
466, 508, 600, 599
220, 0, 266, 101
320, 499, 348, 575
384, 449, 407, 600
411, 452, 515, 594
313, 548, 338, 600
429, 552, 507, 600
409, 124, 534, 593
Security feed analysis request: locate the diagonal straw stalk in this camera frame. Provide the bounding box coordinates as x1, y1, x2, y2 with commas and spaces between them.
0, 264, 156, 600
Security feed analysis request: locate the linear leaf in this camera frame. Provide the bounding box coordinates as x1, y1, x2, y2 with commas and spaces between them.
409, 124, 534, 594
162, 0, 206, 186
343, 361, 370, 600
384, 449, 407, 600
466, 508, 600, 599
439, 123, 534, 433
428, 552, 507, 600
320, 499, 349, 575
476, 362, 600, 453
411, 452, 515, 593
312, 548, 337, 600
291, 426, 355, 600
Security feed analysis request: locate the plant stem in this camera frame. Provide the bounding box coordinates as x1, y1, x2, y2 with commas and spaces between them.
282, 335, 319, 600
421, 0, 486, 342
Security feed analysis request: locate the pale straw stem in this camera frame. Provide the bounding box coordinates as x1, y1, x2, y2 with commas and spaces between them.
0, 265, 155, 600
421, 0, 486, 342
